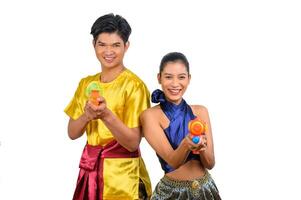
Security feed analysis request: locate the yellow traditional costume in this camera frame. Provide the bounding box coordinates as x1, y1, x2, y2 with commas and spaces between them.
65, 69, 152, 200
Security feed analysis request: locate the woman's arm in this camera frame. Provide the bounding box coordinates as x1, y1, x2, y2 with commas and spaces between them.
140, 108, 196, 169
193, 105, 216, 169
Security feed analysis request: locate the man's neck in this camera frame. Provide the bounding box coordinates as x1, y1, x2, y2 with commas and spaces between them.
100, 65, 125, 83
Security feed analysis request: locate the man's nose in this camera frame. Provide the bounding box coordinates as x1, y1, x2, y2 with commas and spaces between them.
104, 45, 113, 53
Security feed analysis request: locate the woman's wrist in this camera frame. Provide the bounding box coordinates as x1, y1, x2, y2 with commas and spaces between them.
181, 136, 192, 152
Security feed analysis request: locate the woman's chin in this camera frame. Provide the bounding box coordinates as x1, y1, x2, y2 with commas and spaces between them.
166, 96, 182, 104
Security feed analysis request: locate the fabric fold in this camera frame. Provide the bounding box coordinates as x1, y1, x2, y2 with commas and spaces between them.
151, 89, 199, 173
73, 140, 140, 200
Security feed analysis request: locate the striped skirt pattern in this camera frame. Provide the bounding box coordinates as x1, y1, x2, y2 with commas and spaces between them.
151, 171, 221, 200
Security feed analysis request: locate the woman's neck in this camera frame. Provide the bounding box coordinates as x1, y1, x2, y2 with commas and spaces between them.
165, 97, 183, 106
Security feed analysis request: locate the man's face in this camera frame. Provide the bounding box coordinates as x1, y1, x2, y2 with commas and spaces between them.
94, 32, 129, 70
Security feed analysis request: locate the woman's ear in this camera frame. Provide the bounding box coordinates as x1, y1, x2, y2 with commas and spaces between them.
157, 73, 161, 84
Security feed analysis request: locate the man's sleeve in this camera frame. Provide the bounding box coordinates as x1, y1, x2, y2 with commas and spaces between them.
64, 79, 84, 120
123, 83, 150, 128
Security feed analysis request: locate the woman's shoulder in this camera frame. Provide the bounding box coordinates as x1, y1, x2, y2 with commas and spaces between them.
190, 104, 209, 116
140, 105, 161, 119
142, 105, 161, 115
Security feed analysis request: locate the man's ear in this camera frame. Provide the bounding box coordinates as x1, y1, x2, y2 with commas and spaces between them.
124, 41, 130, 52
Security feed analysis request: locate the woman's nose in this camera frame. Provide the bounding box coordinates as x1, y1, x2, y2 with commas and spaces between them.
171, 78, 179, 86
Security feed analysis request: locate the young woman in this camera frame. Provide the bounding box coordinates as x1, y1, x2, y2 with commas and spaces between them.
140, 52, 221, 199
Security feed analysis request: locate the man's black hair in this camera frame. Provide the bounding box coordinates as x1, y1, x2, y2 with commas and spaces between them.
91, 13, 131, 44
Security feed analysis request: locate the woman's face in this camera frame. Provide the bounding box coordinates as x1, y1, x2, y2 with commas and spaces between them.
158, 61, 190, 105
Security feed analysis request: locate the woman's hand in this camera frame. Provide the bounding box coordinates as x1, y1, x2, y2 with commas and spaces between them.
185, 134, 208, 154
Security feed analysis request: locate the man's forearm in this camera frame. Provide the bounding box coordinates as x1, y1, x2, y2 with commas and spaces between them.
101, 109, 141, 152
68, 114, 89, 140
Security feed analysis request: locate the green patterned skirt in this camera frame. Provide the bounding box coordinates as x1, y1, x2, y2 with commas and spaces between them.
151, 171, 221, 200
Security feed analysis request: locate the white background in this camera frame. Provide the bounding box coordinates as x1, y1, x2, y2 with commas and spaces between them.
0, 0, 301, 199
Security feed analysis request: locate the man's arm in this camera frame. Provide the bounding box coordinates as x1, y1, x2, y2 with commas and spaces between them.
67, 114, 89, 140
87, 97, 142, 152
101, 108, 142, 152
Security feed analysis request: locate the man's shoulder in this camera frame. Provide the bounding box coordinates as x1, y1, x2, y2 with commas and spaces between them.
81, 73, 100, 82
78, 73, 100, 86
124, 69, 146, 86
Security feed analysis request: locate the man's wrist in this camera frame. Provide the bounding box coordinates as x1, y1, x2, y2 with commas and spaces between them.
81, 113, 91, 124
100, 108, 113, 123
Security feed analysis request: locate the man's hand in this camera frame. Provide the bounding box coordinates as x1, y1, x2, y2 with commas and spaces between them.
84, 96, 108, 121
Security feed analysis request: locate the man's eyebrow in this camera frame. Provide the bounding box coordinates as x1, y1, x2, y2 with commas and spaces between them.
97, 41, 122, 46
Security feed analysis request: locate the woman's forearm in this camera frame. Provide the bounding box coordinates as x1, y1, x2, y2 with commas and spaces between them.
166, 140, 191, 169
199, 151, 215, 169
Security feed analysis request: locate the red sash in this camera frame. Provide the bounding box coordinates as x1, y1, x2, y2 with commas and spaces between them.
72, 140, 140, 200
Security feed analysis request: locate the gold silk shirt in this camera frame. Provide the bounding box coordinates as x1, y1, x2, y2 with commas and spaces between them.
64, 69, 152, 199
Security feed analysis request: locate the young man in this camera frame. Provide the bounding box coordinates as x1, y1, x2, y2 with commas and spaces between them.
64, 13, 151, 200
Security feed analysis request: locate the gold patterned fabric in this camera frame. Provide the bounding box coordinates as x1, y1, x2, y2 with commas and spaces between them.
64, 69, 152, 199
151, 171, 221, 200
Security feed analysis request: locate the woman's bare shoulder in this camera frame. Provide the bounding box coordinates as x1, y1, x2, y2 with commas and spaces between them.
140, 105, 162, 119
190, 104, 208, 116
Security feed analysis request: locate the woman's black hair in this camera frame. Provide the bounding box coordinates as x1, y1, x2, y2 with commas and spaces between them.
159, 52, 190, 74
